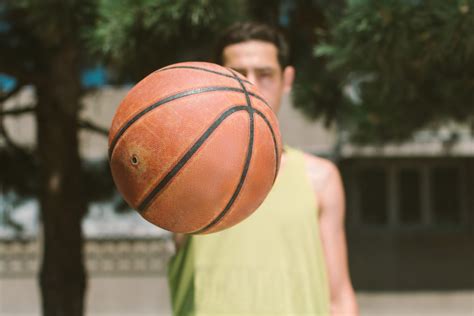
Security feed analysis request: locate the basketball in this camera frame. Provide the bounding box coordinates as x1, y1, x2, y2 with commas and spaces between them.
108, 62, 282, 234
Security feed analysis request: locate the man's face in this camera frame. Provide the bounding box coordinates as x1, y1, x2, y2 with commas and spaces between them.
222, 40, 294, 114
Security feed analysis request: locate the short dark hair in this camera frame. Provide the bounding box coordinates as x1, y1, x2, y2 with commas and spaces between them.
214, 22, 290, 69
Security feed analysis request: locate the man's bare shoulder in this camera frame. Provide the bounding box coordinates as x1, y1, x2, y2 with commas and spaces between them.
302, 152, 340, 194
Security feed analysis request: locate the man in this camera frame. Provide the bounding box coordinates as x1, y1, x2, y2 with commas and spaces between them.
169, 22, 358, 316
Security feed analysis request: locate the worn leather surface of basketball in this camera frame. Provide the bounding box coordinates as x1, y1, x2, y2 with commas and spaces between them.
108, 62, 282, 234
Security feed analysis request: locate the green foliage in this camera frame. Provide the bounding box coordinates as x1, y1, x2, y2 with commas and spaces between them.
5, 0, 472, 145
11, 0, 95, 47
0, 1, 96, 81
0, 147, 38, 197
89, 0, 244, 80
308, 0, 474, 142
0, 148, 118, 208
0, 0, 246, 227
288, 0, 348, 127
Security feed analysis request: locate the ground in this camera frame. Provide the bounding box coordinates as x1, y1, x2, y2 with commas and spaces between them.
1, 276, 473, 315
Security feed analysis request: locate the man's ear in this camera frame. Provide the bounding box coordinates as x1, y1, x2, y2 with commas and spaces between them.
282, 66, 295, 94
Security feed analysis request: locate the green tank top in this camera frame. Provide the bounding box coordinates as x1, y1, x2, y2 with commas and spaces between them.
168, 147, 330, 316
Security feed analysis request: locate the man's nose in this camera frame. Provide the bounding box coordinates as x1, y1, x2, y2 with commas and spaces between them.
245, 72, 257, 85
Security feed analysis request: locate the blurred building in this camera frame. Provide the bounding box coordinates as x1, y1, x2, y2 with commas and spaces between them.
339, 127, 474, 290
1, 81, 473, 295
281, 93, 474, 290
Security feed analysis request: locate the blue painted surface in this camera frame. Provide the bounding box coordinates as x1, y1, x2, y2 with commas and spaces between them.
1, 66, 109, 92
81, 66, 108, 88
0, 74, 16, 92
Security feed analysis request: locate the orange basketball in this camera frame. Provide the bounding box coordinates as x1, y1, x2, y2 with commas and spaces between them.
108, 62, 282, 234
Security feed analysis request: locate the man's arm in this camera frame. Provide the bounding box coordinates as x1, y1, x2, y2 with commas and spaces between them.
173, 233, 187, 250
306, 155, 359, 316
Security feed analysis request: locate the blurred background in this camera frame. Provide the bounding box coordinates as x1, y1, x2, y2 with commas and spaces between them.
1, 0, 473, 315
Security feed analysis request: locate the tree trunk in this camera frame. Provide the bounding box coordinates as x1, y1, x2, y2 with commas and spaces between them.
36, 44, 87, 316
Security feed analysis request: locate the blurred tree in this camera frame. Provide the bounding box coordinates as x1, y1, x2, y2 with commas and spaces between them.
6, 0, 471, 314
89, 0, 245, 81
229, 0, 474, 143
311, 0, 474, 142
0, 1, 241, 315
1, 2, 94, 315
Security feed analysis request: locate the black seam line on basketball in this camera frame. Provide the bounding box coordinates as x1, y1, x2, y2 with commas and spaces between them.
108, 86, 265, 159
254, 108, 280, 184
224, 67, 271, 109
192, 110, 255, 234
157, 66, 269, 108
192, 70, 256, 234
157, 65, 269, 109
229, 69, 253, 109
136, 105, 250, 213
247, 91, 269, 108
157, 65, 252, 85
229, 68, 278, 178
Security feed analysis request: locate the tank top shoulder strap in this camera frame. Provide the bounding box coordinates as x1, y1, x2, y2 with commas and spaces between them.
277, 145, 319, 214
280, 145, 310, 183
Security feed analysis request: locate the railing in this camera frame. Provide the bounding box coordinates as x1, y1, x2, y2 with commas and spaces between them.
0, 237, 174, 278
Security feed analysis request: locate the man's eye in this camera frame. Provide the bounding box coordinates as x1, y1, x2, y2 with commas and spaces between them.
259, 72, 272, 78
233, 69, 247, 77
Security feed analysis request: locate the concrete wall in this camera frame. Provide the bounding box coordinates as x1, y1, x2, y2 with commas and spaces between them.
347, 230, 474, 291
343, 158, 474, 291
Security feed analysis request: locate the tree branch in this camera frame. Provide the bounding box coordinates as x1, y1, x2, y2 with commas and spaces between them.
78, 119, 109, 136
0, 82, 32, 153
0, 82, 25, 103
0, 106, 36, 116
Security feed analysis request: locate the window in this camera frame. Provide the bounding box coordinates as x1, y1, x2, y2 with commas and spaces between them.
431, 167, 461, 224
398, 168, 422, 224
357, 168, 387, 225
343, 159, 468, 228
